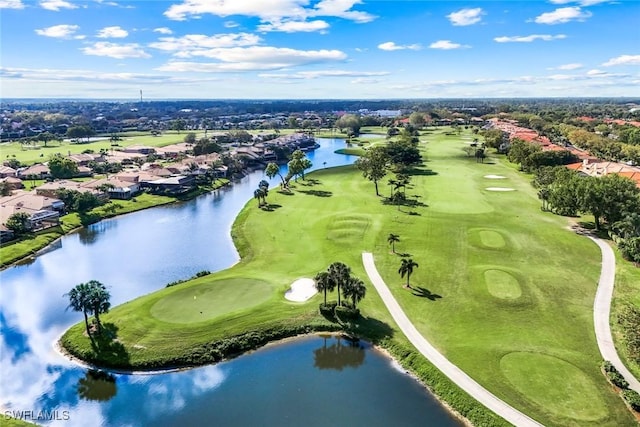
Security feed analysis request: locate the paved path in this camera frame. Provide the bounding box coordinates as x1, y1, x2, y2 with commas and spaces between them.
588, 236, 640, 393
362, 252, 543, 427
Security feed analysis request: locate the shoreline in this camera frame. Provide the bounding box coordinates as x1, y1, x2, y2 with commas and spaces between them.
54, 329, 472, 425
0, 180, 230, 270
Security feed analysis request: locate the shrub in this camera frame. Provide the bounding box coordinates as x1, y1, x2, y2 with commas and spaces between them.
607, 371, 629, 389
622, 389, 640, 412
319, 302, 337, 316
335, 305, 360, 320
618, 305, 640, 365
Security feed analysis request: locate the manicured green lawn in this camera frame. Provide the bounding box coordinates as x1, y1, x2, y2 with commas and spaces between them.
60, 128, 635, 426
611, 247, 640, 379
1, 132, 187, 165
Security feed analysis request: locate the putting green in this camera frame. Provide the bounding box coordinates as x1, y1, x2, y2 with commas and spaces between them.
150, 278, 274, 324
500, 352, 608, 422
468, 228, 507, 249
484, 269, 522, 299
479, 230, 506, 249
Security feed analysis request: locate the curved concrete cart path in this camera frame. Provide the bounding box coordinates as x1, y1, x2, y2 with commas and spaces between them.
362, 252, 543, 427
589, 236, 640, 393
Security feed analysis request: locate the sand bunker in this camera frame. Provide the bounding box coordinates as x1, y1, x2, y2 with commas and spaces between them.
484, 174, 506, 179
284, 278, 318, 302
486, 187, 515, 192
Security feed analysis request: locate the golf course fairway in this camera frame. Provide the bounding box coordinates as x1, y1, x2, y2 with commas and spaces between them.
61, 128, 636, 426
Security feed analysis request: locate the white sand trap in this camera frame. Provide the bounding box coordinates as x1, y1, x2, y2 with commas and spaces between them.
486, 187, 516, 192
285, 278, 318, 302
484, 174, 506, 179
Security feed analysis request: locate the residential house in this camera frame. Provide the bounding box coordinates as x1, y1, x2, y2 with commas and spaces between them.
0, 166, 17, 178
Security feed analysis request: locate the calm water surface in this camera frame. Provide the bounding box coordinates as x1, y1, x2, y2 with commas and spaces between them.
0, 139, 461, 426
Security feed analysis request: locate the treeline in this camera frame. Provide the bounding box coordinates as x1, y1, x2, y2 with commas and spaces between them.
558, 124, 640, 165
507, 139, 578, 171
531, 166, 640, 262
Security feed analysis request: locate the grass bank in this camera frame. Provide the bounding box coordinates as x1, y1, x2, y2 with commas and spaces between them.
1, 180, 229, 269
60, 128, 634, 426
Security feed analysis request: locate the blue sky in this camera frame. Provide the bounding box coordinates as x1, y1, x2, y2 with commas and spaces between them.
0, 0, 638, 99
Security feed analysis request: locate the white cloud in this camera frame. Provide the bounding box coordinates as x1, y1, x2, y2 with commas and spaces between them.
153, 27, 173, 35
534, 7, 592, 24
557, 63, 583, 70
164, 0, 375, 30
447, 8, 484, 26
494, 34, 567, 43
259, 70, 389, 79
35, 24, 80, 38
149, 33, 261, 53
156, 47, 347, 72
224, 21, 239, 28
309, 0, 376, 23
377, 41, 421, 51
81, 42, 151, 59
0, 0, 24, 9
40, 0, 77, 11
96, 26, 128, 38
429, 40, 469, 50
602, 54, 640, 66
258, 20, 329, 33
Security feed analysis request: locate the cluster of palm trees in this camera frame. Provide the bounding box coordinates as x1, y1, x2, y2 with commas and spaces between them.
65, 280, 111, 337
253, 180, 269, 207
314, 262, 367, 310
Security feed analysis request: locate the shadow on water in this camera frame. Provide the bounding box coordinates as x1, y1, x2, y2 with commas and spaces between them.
298, 189, 333, 197
89, 323, 130, 367
313, 335, 366, 371
77, 369, 117, 402
411, 287, 442, 301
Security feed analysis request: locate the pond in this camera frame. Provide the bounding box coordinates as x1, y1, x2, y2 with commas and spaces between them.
0, 139, 461, 426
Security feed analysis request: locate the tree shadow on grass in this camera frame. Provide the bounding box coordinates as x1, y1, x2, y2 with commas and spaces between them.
300, 178, 321, 186
260, 203, 282, 212
89, 323, 129, 367
277, 190, 294, 196
411, 286, 442, 301
406, 167, 438, 176
298, 189, 333, 197
350, 316, 394, 343
396, 252, 412, 258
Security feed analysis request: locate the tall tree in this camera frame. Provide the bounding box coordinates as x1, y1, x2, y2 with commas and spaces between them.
355, 145, 389, 196
328, 262, 351, 306
5, 212, 31, 235
265, 162, 285, 188
313, 271, 336, 305
398, 258, 419, 289
48, 153, 79, 179
342, 277, 366, 309
65, 282, 94, 336
86, 280, 110, 334
387, 233, 400, 253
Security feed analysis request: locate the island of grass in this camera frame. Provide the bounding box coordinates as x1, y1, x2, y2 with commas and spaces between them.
60, 128, 636, 426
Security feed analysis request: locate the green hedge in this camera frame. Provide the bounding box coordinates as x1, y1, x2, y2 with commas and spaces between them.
622, 389, 640, 412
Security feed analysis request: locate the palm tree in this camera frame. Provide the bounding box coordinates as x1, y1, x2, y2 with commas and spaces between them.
265, 162, 286, 188
387, 179, 397, 198
253, 188, 266, 207
86, 280, 110, 334
328, 262, 351, 306
398, 258, 419, 289
342, 276, 366, 308
387, 233, 400, 253
65, 282, 93, 336
313, 271, 335, 305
